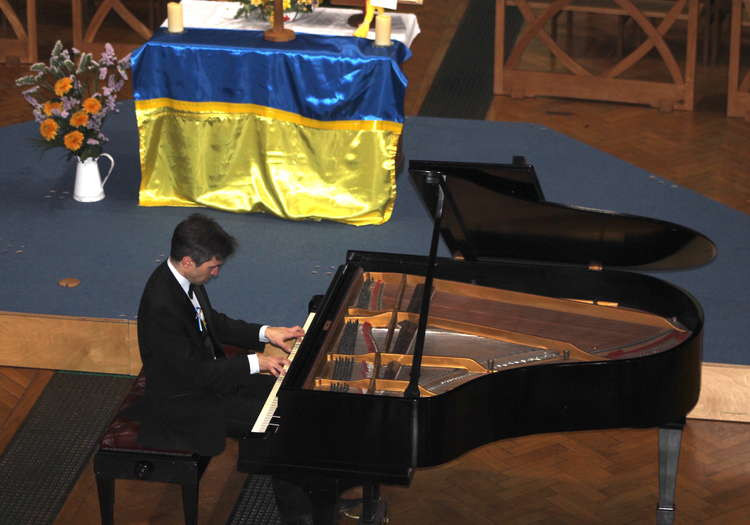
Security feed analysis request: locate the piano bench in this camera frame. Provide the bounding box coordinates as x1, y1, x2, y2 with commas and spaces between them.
93, 372, 211, 525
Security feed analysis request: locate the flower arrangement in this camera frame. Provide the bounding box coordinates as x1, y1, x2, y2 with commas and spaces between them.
234, 0, 316, 22
15, 41, 131, 163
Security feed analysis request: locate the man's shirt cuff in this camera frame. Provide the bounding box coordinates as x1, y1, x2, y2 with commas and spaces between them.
247, 325, 269, 373
247, 353, 260, 374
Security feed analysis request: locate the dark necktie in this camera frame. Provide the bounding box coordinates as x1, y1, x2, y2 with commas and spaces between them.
188, 284, 219, 358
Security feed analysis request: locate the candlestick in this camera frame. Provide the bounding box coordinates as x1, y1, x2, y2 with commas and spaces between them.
264, 0, 295, 42
374, 14, 392, 46
167, 2, 184, 33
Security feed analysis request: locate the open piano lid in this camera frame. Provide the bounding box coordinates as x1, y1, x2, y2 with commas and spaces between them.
408, 158, 716, 271
237, 161, 713, 507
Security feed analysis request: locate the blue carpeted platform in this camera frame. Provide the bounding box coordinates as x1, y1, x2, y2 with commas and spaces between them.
0, 103, 747, 365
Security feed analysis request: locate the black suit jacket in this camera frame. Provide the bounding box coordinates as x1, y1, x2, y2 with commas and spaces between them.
135, 261, 264, 455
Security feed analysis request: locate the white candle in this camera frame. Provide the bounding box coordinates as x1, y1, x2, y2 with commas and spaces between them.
167, 2, 184, 33
375, 14, 392, 46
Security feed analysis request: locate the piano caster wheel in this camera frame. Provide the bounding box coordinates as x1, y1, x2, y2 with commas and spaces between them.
339, 497, 388, 525
656, 506, 675, 525
362, 499, 388, 525
338, 497, 361, 519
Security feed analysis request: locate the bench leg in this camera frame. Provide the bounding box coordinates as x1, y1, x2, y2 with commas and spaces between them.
181, 455, 211, 524
95, 475, 115, 525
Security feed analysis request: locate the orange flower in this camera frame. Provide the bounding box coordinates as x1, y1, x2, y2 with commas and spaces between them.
40, 118, 59, 141
82, 97, 102, 114
64, 130, 84, 152
70, 110, 89, 128
43, 101, 62, 116
54, 76, 74, 96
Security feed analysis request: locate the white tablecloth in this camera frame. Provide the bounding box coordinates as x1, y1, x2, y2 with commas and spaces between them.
164, 1, 421, 47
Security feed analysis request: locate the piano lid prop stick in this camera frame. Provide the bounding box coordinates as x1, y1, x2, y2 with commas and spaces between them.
405, 172, 446, 399
167, 2, 184, 33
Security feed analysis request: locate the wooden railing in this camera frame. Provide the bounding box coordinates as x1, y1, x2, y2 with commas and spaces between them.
727, 0, 750, 118
0, 0, 37, 63
494, 0, 703, 111
71, 0, 159, 56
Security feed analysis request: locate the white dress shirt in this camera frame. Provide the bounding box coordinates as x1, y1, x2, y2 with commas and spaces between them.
167, 258, 265, 374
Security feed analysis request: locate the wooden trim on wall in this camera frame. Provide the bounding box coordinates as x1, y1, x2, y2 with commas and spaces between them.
0, 311, 140, 376
688, 362, 750, 422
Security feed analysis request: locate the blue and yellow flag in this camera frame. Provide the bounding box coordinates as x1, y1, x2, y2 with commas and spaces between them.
131, 28, 410, 225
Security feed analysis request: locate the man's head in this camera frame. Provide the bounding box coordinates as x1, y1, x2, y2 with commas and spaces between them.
170, 213, 237, 285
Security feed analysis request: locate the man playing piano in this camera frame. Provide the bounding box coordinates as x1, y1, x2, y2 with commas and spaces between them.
134, 213, 310, 522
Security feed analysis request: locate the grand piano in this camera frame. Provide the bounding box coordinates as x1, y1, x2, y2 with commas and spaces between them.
239, 158, 716, 524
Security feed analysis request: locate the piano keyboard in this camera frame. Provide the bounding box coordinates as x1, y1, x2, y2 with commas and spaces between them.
250, 312, 316, 433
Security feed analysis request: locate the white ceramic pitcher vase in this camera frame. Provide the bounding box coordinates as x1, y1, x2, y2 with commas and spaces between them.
73, 153, 115, 202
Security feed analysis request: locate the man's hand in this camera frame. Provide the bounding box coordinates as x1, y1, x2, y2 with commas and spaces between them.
258, 354, 290, 377
265, 325, 305, 352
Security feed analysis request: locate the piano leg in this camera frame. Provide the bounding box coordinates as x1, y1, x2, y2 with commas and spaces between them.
656, 421, 684, 525
299, 479, 388, 525
308, 483, 340, 525
360, 483, 388, 525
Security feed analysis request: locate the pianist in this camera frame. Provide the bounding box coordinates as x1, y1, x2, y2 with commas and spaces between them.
133, 213, 303, 456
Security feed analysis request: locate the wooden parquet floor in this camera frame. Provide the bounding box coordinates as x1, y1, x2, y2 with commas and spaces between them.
2, 2, 750, 523
0, 367, 53, 453
487, 91, 750, 215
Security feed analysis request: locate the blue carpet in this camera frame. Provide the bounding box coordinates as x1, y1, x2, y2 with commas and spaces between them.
0, 104, 747, 365
0, 102, 442, 327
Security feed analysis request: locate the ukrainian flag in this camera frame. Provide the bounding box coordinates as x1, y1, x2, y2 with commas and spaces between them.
131, 28, 410, 225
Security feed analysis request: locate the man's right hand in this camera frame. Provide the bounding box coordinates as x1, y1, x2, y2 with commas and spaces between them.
258, 354, 290, 377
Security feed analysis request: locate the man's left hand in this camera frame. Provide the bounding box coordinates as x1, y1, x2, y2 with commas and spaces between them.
265, 325, 305, 352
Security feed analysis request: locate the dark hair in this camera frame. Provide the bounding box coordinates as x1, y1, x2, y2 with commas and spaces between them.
170, 213, 237, 265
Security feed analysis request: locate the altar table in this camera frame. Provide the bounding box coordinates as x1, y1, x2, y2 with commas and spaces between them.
131, 5, 418, 225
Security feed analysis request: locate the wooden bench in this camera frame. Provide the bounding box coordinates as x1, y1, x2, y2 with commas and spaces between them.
495, 0, 702, 110
93, 371, 211, 525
